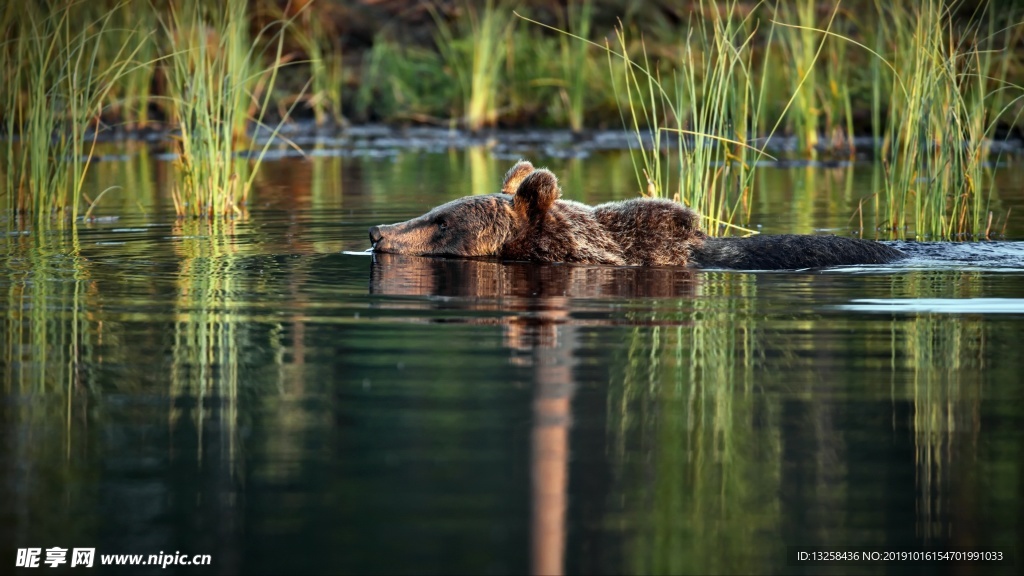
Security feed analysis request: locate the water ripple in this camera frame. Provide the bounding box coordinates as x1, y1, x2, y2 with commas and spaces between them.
838, 297, 1024, 314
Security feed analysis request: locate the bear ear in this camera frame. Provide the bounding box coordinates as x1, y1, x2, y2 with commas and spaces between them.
502, 159, 535, 194
513, 169, 560, 218
678, 206, 701, 231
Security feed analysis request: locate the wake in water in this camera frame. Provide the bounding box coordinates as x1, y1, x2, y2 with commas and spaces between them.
830, 241, 1024, 314
821, 240, 1024, 273
888, 240, 1024, 271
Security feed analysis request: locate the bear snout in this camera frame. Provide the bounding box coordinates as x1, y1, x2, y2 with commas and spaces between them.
369, 226, 383, 245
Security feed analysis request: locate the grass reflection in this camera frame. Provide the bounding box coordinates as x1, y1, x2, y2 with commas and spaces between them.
2, 232, 95, 438
1, 231, 100, 549
889, 271, 987, 542
611, 273, 780, 575
608, 268, 1017, 571
169, 220, 246, 469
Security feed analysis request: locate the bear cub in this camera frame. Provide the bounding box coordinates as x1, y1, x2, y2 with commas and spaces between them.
368, 160, 905, 270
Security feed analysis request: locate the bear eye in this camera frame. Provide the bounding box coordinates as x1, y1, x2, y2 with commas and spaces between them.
436, 219, 448, 231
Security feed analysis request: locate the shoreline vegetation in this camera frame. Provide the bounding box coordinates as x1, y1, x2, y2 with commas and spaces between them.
2, 0, 1023, 237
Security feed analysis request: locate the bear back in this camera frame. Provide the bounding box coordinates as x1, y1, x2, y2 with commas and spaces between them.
594, 198, 704, 266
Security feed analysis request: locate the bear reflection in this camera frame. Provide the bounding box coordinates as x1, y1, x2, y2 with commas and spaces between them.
369, 253, 696, 576
369, 252, 697, 300
369, 252, 697, 351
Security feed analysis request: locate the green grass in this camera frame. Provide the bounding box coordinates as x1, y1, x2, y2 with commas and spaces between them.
519, 0, 849, 236
598, 0, 784, 235
0, 0, 302, 224
95, 1, 159, 130
429, 0, 515, 131
777, 0, 823, 155
264, 1, 346, 127
3, 1, 1021, 142
1, 0, 147, 226
843, 0, 1021, 238
535, 0, 1018, 239
157, 0, 298, 220
349, 0, 1022, 147
355, 34, 455, 123
556, 0, 594, 133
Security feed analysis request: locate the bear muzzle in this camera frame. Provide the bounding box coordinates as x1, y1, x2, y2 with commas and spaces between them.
368, 223, 412, 254
369, 225, 383, 246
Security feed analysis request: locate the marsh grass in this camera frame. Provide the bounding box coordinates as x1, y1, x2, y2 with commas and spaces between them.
356, 33, 455, 123
305, 17, 346, 127
788, 0, 1024, 238
1, 0, 300, 224
429, 0, 515, 131
821, 10, 856, 151
518, 2, 780, 234
608, 1, 796, 234
1, 0, 148, 226
777, 0, 822, 155
3, 0, 1021, 237
99, 2, 159, 129
556, 0, 594, 133
157, 0, 298, 220
590, 0, 1017, 239
264, 1, 346, 127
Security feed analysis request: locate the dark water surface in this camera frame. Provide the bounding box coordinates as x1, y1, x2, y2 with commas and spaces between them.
3, 149, 1024, 575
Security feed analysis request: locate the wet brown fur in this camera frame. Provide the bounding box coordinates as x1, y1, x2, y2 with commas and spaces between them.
371, 160, 703, 266
369, 159, 906, 270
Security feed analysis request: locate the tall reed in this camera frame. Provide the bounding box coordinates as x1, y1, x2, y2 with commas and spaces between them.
429, 0, 514, 131
821, 12, 855, 151
266, 1, 346, 127
94, 1, 159, 129
777, 0, 822, 155
1, 0, 146, 226
156, 0, 293, 220
771, 0, 1020, 238
873, 0, 1016, 238
604, 0, 781, 234
305, 16, 346, 127
557, 0, 594, 133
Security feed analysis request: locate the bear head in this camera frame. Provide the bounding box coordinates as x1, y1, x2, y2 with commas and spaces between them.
368, 159, 538, 257
368, 193, 517, 257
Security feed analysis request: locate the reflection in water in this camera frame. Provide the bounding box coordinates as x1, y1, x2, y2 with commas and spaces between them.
170, 220, 244, 469
908, 312, 979, 542
893, 271, 986, 543
608, 273, 785, 575
1, 231, 100, 552
371, 253, 698, 575
369, 253, 698, 301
